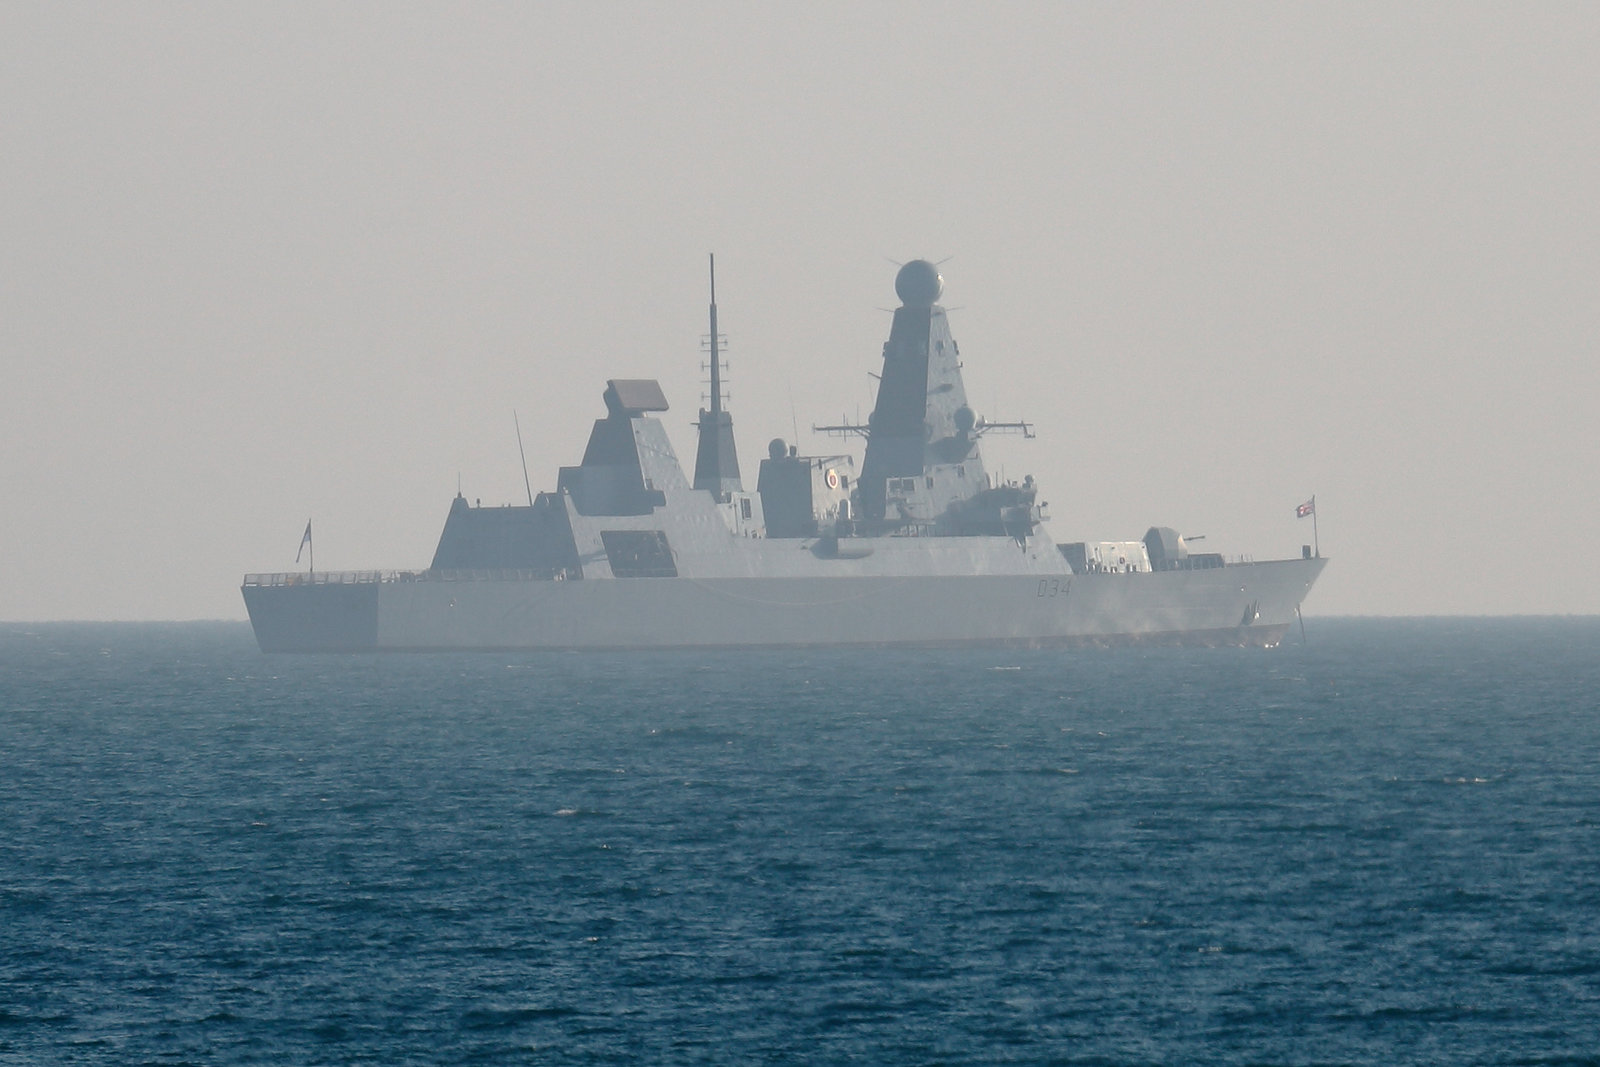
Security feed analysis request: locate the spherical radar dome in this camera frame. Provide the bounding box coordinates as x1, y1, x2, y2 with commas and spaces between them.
895, 260, 944, 307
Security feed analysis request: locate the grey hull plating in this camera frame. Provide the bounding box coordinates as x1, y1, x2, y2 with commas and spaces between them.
243, 557, 1324, 652
243, 259, 1326, 652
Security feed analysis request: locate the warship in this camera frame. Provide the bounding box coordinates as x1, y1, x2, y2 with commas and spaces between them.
242, 259, 1325, 652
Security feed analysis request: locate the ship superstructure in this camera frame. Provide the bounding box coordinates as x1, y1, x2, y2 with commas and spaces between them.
242, 260, 1324, 651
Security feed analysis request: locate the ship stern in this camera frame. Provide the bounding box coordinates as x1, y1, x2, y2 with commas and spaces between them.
241, 577, 380, 652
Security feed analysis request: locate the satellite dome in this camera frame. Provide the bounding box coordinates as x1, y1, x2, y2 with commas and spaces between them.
895, 260, 943, 307
768, 438, 788, 461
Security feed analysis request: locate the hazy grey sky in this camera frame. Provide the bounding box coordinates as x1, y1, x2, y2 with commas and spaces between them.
4, 2, 1597, 620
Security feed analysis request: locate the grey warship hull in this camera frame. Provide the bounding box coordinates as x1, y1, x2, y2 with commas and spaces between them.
244, 258, 1326, 652
243, 558, 1324, 653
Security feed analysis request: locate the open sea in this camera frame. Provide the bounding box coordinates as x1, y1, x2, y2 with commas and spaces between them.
3, 617, 1599, 1065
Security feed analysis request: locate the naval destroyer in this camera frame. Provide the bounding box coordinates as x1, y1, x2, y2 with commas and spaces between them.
242, 259, 1325, 651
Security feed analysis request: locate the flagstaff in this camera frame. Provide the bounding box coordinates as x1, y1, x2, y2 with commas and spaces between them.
1297, 496, 1318, 558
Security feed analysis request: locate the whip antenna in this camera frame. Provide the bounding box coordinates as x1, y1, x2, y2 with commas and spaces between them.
514, 410, 534, 507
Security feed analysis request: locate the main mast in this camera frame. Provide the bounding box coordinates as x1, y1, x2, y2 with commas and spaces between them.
692, 253, 743, 499
815, 260, 1034, 534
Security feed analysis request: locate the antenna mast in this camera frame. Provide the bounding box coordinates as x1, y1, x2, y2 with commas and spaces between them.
692, 252, 743, 497
514, 410, 534, 507
708, 254, 722, 418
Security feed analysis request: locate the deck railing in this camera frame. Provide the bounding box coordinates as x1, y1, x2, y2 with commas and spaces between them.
242, 569, 548, 587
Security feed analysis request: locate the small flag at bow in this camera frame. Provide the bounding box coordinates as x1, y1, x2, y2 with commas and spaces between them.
1296, 499, 1315, 519
296, 521, 313, 562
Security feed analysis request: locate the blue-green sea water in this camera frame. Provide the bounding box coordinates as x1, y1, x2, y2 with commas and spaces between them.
3, 618, 1599, 1065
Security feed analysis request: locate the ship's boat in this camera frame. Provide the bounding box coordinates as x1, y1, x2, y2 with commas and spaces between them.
242, 259, 1325, 651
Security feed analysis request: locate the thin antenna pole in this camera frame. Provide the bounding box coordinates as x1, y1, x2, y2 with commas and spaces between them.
514, 411, 534, 507
708, 253, 721, 418
296, 519, 313, 578
1312, 495, 1319, 558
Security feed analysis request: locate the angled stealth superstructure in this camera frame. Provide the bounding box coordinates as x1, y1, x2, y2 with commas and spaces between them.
243, 259, 1325, 651
821, 259, 1038, 540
